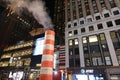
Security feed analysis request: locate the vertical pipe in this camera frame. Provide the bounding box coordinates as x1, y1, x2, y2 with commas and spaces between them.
39, 30, 55, 80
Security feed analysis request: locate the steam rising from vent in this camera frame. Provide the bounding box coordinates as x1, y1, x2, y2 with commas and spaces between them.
6, 0, 54, 30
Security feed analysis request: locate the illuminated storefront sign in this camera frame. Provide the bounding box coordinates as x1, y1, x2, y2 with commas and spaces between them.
9, 71, 24, 80
81, 69, 94, 74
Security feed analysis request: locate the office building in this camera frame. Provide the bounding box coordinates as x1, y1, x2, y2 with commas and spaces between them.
0, 40, 33, 79
65, 0, 120, 79
54, 0, 65, 45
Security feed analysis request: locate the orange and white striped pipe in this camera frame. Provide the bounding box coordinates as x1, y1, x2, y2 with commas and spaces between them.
39, 30, 55, 80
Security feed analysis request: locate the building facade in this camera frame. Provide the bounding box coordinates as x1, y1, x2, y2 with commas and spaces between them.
0, 40, 33, 79
54, 0, 65, 45
65, 0, 120, 80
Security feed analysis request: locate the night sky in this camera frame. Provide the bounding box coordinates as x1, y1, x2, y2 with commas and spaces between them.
44, 0, 55, 21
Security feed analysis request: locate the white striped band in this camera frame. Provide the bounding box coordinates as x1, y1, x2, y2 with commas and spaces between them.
42, 55, 53, 61
40, 67, 53, 74
45, 35, 54, 40
43, 44, 54, 50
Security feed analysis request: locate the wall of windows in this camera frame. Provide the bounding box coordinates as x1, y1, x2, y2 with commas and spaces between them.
77, 0, 83, 18
99, 0, 107, 10
67, 0, 71, 21
72, 0, 77, 19
108, 0, 116, 8
84, 0, 90, 15
82, 33, 112, 67
92, 0, 99, 13
0, 40, 33, 67
110, 30, 120, 65
68, 38, 80, 67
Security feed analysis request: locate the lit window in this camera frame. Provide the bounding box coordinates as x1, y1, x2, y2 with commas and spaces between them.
100, 33, 105, 41
92, 58, 97, 66
69, 40, 73, 46
89, 35, 98, 42
74, 38, 78, 45
92, 57, 102, 66
68, 31, 72, 36
82, 37, 87, 43
110, 31, 120, 50
110, 31, 117, 39
105, 57, 111, 65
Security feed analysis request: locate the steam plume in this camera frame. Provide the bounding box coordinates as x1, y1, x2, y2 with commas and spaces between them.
6, 0, 54, 30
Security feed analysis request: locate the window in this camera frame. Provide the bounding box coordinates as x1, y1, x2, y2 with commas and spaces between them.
87, 18, 92, 22
117, 55, 120, 64
104, 13, 110, 18
80, 20, 84, 24
82, 37, 87, 43
89, 26, 94, 31
68, 31, 72, 36
110, 31, 120, 50
97, 23, 103, 29
68, 24, 71, 28
69, 40, 73, 46
74, 38, 78, 45
69, 58, 74, 67
83, 46, 88, 54
113, 10, 119, 15
81, 28, 85, 33
115, 19, 120, 25
110, 31, 117, 39
96, 16, 101, 20
105, 57, 111, 65
75, 58, 80, 67
74, 30, 78, 35
89, 35, 100, 53
100, 33, 105, 41
85, 58, 90, 66
89, 35, 98, 43
92, 57, 102, 66
106, 21, 113, 27
74, 22, 77, 26
69, 50, 73, 56
90, 45, 100, 53
102, 44, 109, 52
74, 48, 79, 55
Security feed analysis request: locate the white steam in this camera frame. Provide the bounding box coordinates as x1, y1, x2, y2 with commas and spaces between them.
26, 1, 53, 30
6, 0, 53, 30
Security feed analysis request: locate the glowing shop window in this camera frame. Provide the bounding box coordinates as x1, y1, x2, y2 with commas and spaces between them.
89, 35, 98, 42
